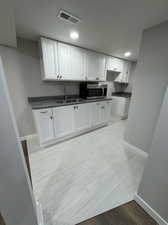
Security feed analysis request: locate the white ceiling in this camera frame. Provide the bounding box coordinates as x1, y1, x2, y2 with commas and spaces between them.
14, 0, 168, 60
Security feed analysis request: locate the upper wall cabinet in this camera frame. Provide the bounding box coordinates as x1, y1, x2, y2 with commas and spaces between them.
85, 50, 107, 81
40, 37, 132, 82
97, 54, 107, 81
58, 42, 85, 81
40, 38, 59, 80
115, 60, 132, 83
107, 56, 132, 83
107, 57, 124, 73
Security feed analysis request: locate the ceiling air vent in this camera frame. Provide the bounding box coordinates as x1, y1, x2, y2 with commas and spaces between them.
57, 10, 81, 24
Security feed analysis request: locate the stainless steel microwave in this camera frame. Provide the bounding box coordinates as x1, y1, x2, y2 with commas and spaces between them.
79, 83, 107, 99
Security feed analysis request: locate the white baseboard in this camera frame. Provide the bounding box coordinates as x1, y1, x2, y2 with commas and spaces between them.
134, 194, 168, 225
124, 141, 148, 158
36, 201, 44, 225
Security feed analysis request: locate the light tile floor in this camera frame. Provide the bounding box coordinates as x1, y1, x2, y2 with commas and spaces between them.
29, 120, 147, 225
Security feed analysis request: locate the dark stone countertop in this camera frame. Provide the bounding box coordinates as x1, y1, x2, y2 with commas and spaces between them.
112, 92, 132, 98
28, 95, 112, 110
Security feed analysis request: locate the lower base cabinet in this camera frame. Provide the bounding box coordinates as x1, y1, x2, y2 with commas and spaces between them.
92, 101, 111, 126
33, 108, 54, 144
53, 105, 74, 138
74, 103, 92, 132
111, 96, 130, 119
33, 100, 112, 146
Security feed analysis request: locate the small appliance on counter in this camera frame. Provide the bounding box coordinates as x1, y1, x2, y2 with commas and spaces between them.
79, 83, 107, 99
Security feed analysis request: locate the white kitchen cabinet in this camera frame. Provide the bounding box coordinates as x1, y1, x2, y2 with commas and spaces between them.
40, 37, 107, 81
33, 100, 111, 146
100, 102, 108, 123
40, 37, 59, 80
33, 108, 54, 144
53, 105, 74, 138
105, 101, 112, 122
98, 54, 107, 81
85, 51, 99, 81
92, 102, 101, 126
74, 103, 92, 131
107, 57, 124, 73
92, 101, 111, 126
99, 101, 111, 124
85, 50, 106, 81
111, 96, 130, 119
115, 60, 131, 83
58, 42, 85, 80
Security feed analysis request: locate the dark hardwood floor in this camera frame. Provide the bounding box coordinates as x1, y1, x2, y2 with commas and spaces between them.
76, 201, 158, 225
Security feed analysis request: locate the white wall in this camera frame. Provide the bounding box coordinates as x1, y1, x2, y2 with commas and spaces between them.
0, 38, 79, 137
0, 57, 38, 225
138, 87, 168, 222
125, 21, 168, 153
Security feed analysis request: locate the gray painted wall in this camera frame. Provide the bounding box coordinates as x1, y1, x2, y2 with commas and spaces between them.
138, 87, 168, 222
0, 38, 79, 137
0, 57, 38, 225
125, 21, 168, 153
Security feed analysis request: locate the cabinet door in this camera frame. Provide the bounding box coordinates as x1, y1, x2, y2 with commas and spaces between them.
40, 38, 58, 80
92, 102, 101, 126
58, 42, 85, 80
105, 101, 112, 123
111, 97, 128, 117
107, 57, 124, 73
85, 51, 107, 81
92, 101, 110, 126
85, 50, 98, 81
99, 102, 108, 124
74, 103, 92, 131
122, 61, 131, 83
58, 42, 71, 80
69, 45, 85, 80
53, 105, 74, 138
33, 109, 54, 144
98, 54, 107, 81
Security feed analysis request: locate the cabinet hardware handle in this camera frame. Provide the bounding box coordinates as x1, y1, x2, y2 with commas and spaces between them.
57, 75, 59, 79
50, 116, 53, 120
60, 75, 62, 79
40, 111, 48, 114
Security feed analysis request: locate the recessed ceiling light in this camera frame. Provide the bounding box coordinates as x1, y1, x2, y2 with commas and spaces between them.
70, 31, 79, 40
124, 51, 132, 57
